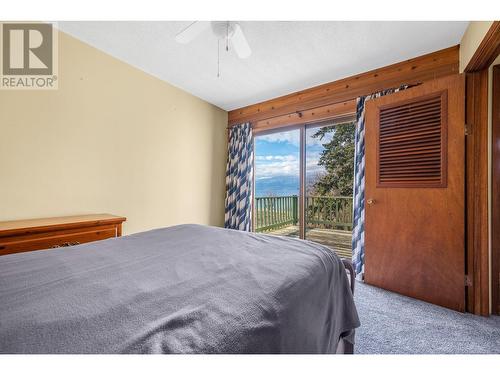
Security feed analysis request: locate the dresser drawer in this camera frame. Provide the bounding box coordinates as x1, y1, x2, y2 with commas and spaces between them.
0, 226, 117, 256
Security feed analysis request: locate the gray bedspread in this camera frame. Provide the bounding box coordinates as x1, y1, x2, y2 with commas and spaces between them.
0, 224, 359, 353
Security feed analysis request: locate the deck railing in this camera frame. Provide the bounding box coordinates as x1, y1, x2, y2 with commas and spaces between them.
254, 195, 353, 233
305, 196, 353, 231
254, 195, 298, 232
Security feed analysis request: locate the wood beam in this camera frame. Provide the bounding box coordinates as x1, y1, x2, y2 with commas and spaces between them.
252, 99, 356, 134
229, 45, 459, 126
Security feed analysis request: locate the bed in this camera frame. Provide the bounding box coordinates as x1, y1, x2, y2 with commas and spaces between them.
0, 224, 359, 354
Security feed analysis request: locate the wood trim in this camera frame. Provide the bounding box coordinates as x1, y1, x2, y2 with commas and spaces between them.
252, 100, 356, 134
492, 65, 500, 315
229, 46, 459, 126
465, 70, 490, 316
465, 22, 500, 73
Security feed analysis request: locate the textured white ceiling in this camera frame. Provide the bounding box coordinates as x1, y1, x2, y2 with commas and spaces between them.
58, 21, 468, 110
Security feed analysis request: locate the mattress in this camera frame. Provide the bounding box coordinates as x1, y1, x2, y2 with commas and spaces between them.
0, 224, 359, 353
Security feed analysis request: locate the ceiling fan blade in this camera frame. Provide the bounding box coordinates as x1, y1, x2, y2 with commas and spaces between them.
230, 23, 251, 59
175, 21, 210, 44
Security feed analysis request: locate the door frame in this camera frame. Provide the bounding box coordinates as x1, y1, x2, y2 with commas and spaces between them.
492, 64, 500, 315
464, 21, 500, 316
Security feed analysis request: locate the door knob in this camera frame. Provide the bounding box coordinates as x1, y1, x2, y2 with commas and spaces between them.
367, 198, 375, 205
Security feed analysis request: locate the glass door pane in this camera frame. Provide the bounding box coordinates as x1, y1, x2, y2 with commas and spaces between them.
305, 121, 355, 258
254, 129, 300, 238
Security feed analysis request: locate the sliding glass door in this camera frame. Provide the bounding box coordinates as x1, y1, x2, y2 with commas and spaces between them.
254, 128, 300, 238
304, 122, 355, 258
253, 120, 355, 258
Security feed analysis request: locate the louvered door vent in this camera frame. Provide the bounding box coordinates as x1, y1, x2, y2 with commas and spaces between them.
377, 93, 446, 187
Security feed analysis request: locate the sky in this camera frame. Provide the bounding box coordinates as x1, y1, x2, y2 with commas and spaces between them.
254, 127, 334, 196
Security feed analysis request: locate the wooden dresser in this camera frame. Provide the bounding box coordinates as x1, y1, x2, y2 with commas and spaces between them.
0, 214, 126, 256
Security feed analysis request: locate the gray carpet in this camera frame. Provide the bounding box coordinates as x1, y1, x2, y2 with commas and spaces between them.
354, 282, 500, 354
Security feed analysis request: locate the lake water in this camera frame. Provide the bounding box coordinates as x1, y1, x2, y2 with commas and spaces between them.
255, 175, 299, 197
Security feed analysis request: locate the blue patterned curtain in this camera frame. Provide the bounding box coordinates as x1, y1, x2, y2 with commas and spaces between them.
224, 123, 254, 231
352, 86, 408, 278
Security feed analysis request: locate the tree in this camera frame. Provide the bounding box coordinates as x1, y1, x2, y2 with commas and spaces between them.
310, 122, 355, 197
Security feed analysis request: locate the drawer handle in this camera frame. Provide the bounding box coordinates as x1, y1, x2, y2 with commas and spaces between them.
52, 241, 80, 248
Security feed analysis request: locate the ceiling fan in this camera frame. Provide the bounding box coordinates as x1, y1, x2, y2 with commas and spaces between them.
175, 21, 252, 59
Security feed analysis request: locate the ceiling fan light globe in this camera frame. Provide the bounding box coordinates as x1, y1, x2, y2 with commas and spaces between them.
211, 21, 235, 39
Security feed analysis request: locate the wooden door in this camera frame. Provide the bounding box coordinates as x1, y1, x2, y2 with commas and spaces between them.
364, 74, 465, 312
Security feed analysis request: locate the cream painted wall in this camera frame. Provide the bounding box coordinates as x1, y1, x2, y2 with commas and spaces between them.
459, 21, 494, 72
0, 30, 228, 234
